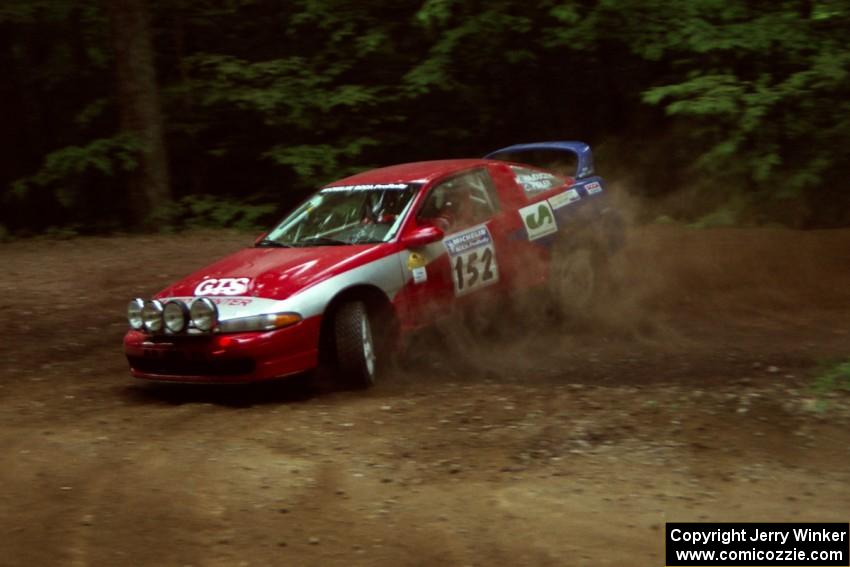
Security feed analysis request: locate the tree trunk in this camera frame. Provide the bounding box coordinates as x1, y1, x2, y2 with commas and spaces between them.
108, 0, 171, 227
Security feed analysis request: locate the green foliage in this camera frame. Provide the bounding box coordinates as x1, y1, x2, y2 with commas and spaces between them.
637, 0, 850, 211
2, 0, 850, 232
811, 359, 850, 411
153, 195, 277, 232
263, 139, 378, 185
43, 225, 80, 239
11, 134, 141, 207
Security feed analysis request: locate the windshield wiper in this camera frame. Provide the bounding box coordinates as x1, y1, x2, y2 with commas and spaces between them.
297, 236, 349, 246
255, 239, 292, 248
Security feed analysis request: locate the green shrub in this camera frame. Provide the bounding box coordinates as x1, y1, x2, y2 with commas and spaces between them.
811, 359, 850, 411
151, 195, 278, 232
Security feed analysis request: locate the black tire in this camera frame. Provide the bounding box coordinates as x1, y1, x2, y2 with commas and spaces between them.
333, 301, 379, 388
547, 225, 611, 321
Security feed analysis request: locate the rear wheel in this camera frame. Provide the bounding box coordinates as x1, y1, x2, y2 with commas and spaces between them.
549, 246, 597, 313
333, 301, 379, 388
547, 225, 611, 321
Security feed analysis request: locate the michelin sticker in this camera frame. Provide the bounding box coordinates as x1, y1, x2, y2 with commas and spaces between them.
194, 277, 251, 296
548, 188, 580, 210
519, 201, 558, 241
443, 225, 499, 296
585, 181, 603, 195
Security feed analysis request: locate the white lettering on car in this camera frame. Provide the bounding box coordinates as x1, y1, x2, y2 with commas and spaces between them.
194, 277, 251, 296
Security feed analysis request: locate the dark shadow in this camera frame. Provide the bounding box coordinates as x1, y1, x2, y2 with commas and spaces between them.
120, 372, 330, 408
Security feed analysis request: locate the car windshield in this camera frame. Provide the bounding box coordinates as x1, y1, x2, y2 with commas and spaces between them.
263, 183, 419, 246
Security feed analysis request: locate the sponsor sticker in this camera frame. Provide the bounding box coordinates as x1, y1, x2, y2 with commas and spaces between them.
194, 277, 251, 296
412, 266, 427, 284
213, 297, 253, 306
585, 181, 603, 195
443, 226, 491, 256
443, 224, 499, 296
519, 201, 558, 240
407, 251, 427, 270
548, 188, 581, 210
516, 171, 556, 192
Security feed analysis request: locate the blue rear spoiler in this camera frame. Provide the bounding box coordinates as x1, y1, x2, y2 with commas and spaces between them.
484, 141, 595, 179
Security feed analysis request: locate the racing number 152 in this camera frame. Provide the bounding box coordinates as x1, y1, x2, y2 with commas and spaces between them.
453, 248, 495, 292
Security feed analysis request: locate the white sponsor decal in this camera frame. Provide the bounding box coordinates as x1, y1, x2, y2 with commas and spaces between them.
585, 181, 603, 195
548, 188, 581, 210
321, 183, 409, 193
516, 171, 556, 192
194, 277, 251, 296
519, 201, 558, 241
443, 224, 499, 296
412, 266, 427, 284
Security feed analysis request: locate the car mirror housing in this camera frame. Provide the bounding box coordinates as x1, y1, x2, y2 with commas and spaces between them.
253, 231, 269, 246
401, 225, 444, 249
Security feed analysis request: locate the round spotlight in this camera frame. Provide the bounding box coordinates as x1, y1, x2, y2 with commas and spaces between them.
163, 300, 189, 333
141, 300, 165, 333
190, 297, 218, 332
127, 298, 145, 330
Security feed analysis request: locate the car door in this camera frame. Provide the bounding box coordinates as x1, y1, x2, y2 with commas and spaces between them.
399, 168, 511, 324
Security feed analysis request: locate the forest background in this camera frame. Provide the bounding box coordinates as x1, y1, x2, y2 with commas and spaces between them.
2, 0, 848, 236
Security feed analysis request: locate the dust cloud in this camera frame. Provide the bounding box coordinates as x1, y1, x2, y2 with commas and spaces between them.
396, 183, 850, 384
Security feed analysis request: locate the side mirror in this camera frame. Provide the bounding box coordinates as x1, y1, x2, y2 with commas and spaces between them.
253, 231, 269, 246
401, 225, 444, 249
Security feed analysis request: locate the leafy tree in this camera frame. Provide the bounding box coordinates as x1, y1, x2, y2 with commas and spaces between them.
1, 0, 849, 232
635, 0, 850, 225
108, 0, 171, 227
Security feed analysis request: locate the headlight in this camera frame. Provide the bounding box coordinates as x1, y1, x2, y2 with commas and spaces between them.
217, 312, 301, 333
141, 300, 165, 333
127, 298, 145, 330
163, 300, 189, 333
190, 297, 218, 332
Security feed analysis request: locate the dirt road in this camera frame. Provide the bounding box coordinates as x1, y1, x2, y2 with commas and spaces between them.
1, 226, 849, 566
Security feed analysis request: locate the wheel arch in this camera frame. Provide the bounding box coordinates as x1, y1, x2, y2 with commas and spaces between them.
317, 284, 398, 366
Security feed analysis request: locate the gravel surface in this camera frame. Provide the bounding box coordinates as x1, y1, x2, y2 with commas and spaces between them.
1, 226, 849, 566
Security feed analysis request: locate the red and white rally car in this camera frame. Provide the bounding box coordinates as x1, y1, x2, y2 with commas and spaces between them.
124, 141, 622, 386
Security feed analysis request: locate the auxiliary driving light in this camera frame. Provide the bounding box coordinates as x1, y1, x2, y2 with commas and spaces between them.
127, 298, 145, 330
141, 300, 165, 333
190, 297, 218, 332
163, 300, 189, 333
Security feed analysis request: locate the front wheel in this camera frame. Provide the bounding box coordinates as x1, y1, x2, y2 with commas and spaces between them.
333, 301, 379, 388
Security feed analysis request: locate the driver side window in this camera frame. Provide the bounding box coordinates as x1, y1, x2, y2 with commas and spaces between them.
417, 169, 499, 234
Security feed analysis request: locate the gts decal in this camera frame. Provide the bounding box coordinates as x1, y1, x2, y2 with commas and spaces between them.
519, 201, 557, 241
194, 277, 251, 296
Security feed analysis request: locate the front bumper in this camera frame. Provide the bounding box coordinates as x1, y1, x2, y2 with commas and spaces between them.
123, 315, 322, 383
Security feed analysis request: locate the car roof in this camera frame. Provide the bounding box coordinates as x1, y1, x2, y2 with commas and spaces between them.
325, 159, 493, 187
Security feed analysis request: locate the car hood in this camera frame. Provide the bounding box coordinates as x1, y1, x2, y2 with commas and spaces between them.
156, 244, 396, 301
